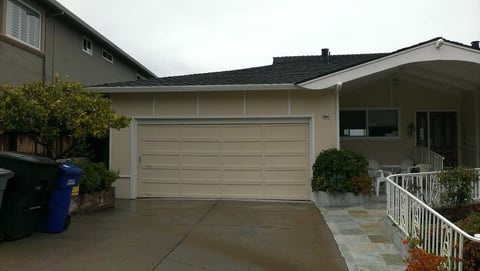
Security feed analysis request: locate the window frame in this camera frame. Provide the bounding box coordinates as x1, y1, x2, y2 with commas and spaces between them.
5, 0, 42, 50
82, 36, 93, 55
102, 49, 113, 63
340, 108, 401, 139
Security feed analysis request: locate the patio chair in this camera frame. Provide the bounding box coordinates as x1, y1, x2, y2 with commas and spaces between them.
368, 160, 392, 196
400, 159, 414, 173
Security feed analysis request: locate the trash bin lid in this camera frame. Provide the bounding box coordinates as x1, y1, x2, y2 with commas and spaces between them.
0, 168, 14, 179
0, 151, 58, 165
58, 163, 84, 175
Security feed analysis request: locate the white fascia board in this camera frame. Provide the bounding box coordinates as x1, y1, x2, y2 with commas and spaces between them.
300, 39, 480, 90
91, 84, 299, 93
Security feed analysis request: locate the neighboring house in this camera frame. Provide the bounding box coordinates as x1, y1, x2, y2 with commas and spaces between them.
0, 0, 155, 87
0, 0, 155, 157
93, 37, 480, 201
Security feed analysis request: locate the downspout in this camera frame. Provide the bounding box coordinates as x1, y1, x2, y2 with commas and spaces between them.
335, 82, 343, 150
47, 11, 65, 83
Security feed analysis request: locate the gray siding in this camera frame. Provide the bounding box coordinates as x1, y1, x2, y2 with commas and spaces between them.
45, 17, 141, 86
0, 39, 44, 85
0, 0, 153, 86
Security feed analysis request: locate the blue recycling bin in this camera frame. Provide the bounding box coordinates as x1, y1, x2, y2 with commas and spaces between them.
36, 163, 83, 233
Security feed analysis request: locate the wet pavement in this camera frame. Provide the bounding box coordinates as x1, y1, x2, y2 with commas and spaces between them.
318, 196, 407, 271
0, 200, 348, 271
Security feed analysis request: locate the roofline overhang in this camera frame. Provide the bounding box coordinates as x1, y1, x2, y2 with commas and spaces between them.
43, 0, 157, 78
299, 39, 480, 90
91, 83, 302, 93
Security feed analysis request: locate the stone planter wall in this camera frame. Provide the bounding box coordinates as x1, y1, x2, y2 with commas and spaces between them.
312, 190, 369, 207
69, 187, 115, 214
384, 218, 410, 258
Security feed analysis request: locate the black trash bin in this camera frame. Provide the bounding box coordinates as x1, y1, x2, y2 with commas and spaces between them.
0, 168, 14, 210
0, 152, 58, 241
0, 168, 14, 241
36, 163, 83, 233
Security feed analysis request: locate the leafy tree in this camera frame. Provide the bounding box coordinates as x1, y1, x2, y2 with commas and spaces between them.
0, 77, 130, 158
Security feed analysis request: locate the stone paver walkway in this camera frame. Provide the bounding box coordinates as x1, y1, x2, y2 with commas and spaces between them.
318, 197, 407, 271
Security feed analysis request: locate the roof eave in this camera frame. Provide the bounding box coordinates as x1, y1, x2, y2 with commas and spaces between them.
90, 83, 301, 93
299, 38, 480, 90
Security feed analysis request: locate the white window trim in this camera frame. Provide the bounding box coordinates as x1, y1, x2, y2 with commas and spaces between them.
6, 0, 42, 50
340, 107, 401, 139
102, 49, 113, 63
82, 36, 93, 55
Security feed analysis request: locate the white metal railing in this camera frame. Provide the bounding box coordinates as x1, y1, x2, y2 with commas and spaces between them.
414, 145, 445, 171
386, 171, 480, 271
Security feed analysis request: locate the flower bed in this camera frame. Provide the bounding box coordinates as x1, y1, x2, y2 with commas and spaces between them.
69, 187, 115, 214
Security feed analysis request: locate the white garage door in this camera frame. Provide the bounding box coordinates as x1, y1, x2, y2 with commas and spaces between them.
137, 123, 310, 200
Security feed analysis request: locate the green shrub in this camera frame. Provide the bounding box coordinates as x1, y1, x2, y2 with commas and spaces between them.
438, 167, 476, 209
311, 148, 370, 194
74, 161, 119, 195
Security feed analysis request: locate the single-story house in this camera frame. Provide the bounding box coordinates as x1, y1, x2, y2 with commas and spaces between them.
94, 37, 480, 200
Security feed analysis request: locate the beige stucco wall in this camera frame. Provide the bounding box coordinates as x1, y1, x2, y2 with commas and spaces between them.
340, 77, 461, 164
110, 89, 337, 198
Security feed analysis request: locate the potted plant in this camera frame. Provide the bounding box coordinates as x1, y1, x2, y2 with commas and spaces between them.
311, 148, 372, 207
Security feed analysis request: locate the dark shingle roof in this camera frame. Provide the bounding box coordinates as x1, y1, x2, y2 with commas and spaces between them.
94, 53, 388, 88
93, 37, 479, 88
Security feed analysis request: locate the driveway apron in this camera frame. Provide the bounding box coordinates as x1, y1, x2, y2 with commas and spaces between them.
0, 199, 348, 271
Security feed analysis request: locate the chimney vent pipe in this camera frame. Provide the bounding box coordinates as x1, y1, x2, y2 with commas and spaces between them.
321, 48, 329, 57
471, 41, 480, 49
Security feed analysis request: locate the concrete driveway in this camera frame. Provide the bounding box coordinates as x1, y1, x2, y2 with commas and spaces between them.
0, 199, 348, 271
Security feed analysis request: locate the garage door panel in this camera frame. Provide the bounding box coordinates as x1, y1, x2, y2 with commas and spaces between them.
263, 125, 307, 139
264, 184, 307, 200
180, 169, 221, 181
222, 126, 262, 139
182, 126, 221, 138
182, 141, 221, 153
264, 141, 308, 153
223, 141, 262, 152
138, 122, 310, 200
181, 155, 221, 167
140, 125, 180, 138
223, 156, 262, 167
140, 183, 180, 197
142, 154, 180, 165
264, 169, 306, 182
140, 168, 179, 179
140, 140, 180, 152
263, 155, 306, 167
223, 169, 263, 182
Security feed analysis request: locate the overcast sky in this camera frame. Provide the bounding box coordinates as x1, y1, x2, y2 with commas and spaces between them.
56, 0, 480, 77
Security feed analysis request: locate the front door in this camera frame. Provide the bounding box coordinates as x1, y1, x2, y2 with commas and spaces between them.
416, 112, 457, 167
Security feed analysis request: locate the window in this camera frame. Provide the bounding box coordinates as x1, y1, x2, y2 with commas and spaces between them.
6, 0, 41, 49
102, 49, 113, 63
136, 74, 145, 80
340, 109, 399, 137
82, 37, 93, 55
